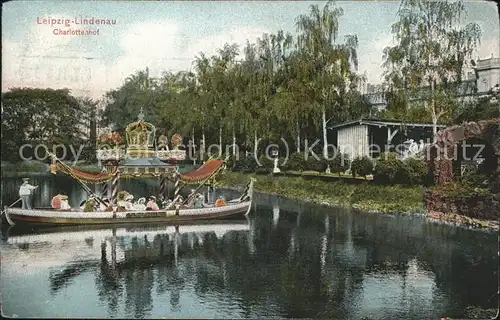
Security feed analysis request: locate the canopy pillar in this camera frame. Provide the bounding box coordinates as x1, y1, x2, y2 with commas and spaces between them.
174, 172, 181, 200
101, 181, 109, 199
160, 174, 168, 199
110, 169, 121, 205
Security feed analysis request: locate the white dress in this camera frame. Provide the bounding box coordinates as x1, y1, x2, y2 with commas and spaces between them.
60, 200, 71, 210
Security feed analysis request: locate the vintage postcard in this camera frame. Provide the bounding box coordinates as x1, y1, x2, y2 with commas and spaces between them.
1, 0, 499, 318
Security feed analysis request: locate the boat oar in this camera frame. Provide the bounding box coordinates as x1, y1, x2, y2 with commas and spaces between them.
173, 155, 228, 202
1, 198, 21, 226
179, 167, 224, 207
168, 165, 224, 209
1, 198, 21, 216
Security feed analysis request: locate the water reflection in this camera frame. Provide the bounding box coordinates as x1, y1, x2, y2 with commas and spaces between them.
1, 183, 497, 319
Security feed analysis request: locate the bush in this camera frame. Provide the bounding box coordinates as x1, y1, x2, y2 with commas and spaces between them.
432, 180, 491, 200
225, 153, 246, 171
257, 154, 274, 173
328, 153, 350, 175
284, 152, 307, 171
402, 157, 428, 186
351, 156, 374, 178
241, 154, 258, 173
374, 152, 400, 184
306, 156, 327, 172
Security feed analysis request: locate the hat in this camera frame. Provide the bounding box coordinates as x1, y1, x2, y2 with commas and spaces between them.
22, 178, 30, 182
149, 196, 156, 200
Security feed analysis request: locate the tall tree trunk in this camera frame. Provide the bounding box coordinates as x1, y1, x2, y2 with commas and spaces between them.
219, 126, 222, 157
191, 128, 196, 165
322, 106, 331, 173
202, 129, 206, 162
254, 130, 258, 158
430, 80, 437, 144
322, 106, 328, 158
296, 119, 300, 153
232, 125, 236, 156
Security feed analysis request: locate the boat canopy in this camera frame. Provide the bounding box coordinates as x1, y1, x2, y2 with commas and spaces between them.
178, 159, 225, 183
51, 158, 226, 184
51, 162, 114, 184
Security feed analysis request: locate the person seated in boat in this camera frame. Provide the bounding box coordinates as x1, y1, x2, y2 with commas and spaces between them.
83, 197, 97, 212
146, 196, 159, 211
125, 195, 135, 210
52, 194, 71, 211
215, 196, 226, 207
60, 195, 71, 211
185, 189, 197, 208
133, 197, 147, 210
194, 193, 204, 209
98, 197, 111, 211
163, 199, 172, 209
156, 195, 165, 208
116, 191, 132, 212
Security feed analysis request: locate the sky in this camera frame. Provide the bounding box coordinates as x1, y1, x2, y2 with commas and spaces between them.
2, 0, 499, 99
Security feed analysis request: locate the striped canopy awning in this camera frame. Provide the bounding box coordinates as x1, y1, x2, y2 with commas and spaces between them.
179, 159, 225, 183
51, 163, 115, 184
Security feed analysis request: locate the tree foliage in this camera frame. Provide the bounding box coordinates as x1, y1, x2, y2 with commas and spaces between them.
382, 0, 481, 131
98, 1, 372, 156
1, 88, 95, 162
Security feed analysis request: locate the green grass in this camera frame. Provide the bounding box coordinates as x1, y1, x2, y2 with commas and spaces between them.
217, 171, 424, 214
286, 170, 373, 180
1, 161, 103, 174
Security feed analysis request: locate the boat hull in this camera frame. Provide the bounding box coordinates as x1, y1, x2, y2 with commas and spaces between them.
4, 201, 251, 226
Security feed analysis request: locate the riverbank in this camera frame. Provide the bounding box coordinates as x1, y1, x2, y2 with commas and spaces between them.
217, 172, 425, 214
215, 172, 499, 231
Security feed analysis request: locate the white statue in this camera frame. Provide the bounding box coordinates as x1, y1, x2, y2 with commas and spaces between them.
273, 157, 281, 173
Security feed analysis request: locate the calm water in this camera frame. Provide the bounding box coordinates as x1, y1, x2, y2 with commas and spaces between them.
1, 176, 498, 319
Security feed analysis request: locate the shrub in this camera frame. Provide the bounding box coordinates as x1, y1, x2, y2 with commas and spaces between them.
432, 180, 491, 200
402, 157, 428, 186
241, 154, 257, 173
258, 154, 274, 173
306, 156, 327, 172
226, 153, 245, 172
284, 152, 307, 171
373, 152, 400, 184
328, 153, 350, 175
351, 156, 374, 178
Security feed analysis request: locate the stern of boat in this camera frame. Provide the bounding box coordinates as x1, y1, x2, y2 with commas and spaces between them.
244, 177, 256, 216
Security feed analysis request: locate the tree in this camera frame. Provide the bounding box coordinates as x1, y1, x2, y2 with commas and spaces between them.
295, 0, 363, 166
382, 0, 481, 140
1, 88, 88, 161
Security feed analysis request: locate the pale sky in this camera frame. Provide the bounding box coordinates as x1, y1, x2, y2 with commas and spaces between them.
2, 0, 499, 99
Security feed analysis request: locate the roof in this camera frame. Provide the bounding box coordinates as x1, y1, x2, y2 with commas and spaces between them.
180, 159, 225, 183
120, 157, 176, 168
328, 118, 448, 130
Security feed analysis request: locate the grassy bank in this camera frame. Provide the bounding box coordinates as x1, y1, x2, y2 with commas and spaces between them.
216, 171, 424, 214
1, 161, 102, 176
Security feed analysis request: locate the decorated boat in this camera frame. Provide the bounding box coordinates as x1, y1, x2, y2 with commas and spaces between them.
3, 108, 255, 226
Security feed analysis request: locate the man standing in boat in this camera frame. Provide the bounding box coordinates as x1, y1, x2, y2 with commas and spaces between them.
19, 178, 38, 209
